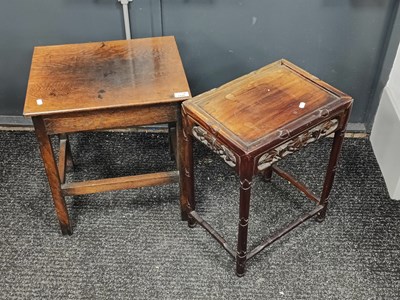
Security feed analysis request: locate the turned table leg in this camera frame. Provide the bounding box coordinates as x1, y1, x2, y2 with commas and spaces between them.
179, 107, 196, 226
317, 110, 351, 222
32, 117, 72, 235
236, 157, 253, 276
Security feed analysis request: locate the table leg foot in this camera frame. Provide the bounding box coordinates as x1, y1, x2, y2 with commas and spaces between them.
60, 222, 73, 236
188, 217, 197, 228
316, 206, 328, 222
181, 211, 188, 221
236, 271, 245, 277
261, 167, 273, 182
236, 255, 246, 277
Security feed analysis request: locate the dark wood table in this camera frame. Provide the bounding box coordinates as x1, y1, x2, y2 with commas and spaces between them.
24, 36, 191, 235
181, 59, 353, 276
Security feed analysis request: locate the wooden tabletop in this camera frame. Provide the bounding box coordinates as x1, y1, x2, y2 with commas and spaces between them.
24, 36, 191, 116
183, 59, 352, 152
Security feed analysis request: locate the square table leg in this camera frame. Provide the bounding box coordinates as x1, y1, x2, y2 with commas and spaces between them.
59, 134, 74, 172
32, 117, 72, 235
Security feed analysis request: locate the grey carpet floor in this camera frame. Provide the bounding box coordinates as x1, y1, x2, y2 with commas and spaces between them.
0, 131, 399, 299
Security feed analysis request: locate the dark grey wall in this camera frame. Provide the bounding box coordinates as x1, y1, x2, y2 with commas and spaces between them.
0, 0, 161, 116
0, 0, 398, 126
162, 0, 398, 124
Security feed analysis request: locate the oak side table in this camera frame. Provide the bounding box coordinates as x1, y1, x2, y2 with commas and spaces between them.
180, 59, 353, 276
24, 36, 191, 235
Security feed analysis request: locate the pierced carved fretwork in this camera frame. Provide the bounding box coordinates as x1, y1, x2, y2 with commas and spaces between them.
192, 125, 237, 167
257, 118, 339, 171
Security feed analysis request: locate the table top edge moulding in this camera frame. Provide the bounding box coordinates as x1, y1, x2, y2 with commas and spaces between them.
182, 59, 353, 154
23, 36, 191, 117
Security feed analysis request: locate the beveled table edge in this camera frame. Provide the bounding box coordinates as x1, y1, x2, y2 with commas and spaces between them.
182, 59, 353, 155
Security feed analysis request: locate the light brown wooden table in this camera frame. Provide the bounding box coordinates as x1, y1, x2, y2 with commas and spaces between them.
24, 36, 191, 235
181, 59, 353, 276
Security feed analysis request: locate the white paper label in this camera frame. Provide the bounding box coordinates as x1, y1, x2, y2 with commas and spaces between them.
36, 99, 43, 105
174, 91, 190, 98
299, 102, 306, 109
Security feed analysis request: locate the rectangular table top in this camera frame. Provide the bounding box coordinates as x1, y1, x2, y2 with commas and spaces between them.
24, 36, 191, 116
183, 59, 352, 152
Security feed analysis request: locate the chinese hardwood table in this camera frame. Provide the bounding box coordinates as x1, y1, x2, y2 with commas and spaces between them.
180, 59, 353, 276
24, 36, 191, 235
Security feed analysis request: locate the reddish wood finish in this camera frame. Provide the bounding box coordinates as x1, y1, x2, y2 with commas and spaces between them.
180, 106, 196, 226
189, 210, 236, 257
236, 155, 253, 276
272, 165, 319, 204
24, 36, 191, 235
181, 59, 353, 276
183, 60, 351, 155
317, 106, 352, 222
247, 205, 324, 260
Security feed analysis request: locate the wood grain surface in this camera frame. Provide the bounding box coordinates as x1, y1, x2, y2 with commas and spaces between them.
183, 59, 352, 152
24, 36, 191, 116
